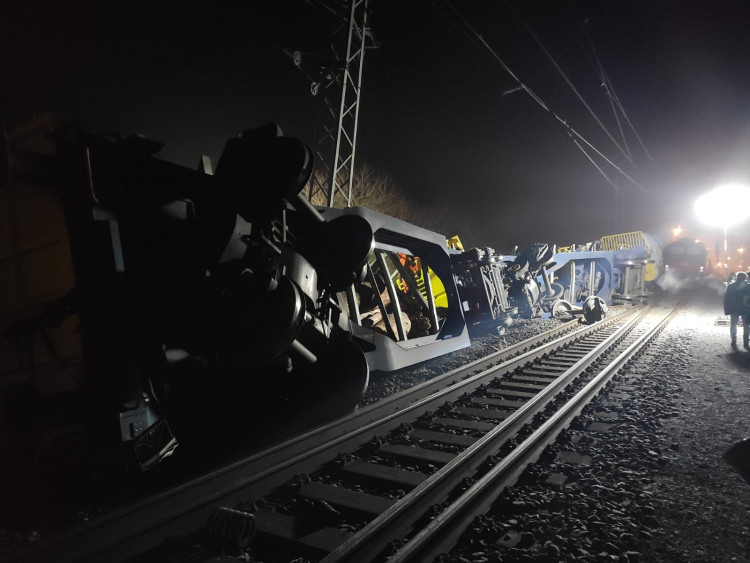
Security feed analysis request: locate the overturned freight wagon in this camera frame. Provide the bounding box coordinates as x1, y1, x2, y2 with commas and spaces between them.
321, 206, 471, 372
1, 120, 478, 469
545, 232, 658, 307
451, 242, 577, 326
0, 122, 381, 467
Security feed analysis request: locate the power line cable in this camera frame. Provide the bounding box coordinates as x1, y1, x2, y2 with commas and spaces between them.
577, 18, 657, 168
303, 0, 345, 21
602, 67, 656, 167
572, 14, 633, 163
571, 136, 621, 193
503, 1, 635, 167
439, 0, 647, 193
568, 122, 644, 191
600, 66, 632, 161
201, 2, 345, 88
200, 2, 289, 56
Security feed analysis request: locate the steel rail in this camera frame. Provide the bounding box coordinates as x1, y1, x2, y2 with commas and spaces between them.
348, 305, 636, 424
321, 306, 648, 562
387, 305, 680, 562
7, 306, 640, 563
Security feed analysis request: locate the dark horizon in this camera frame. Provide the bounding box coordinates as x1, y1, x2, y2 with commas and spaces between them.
3, 1, 749, 255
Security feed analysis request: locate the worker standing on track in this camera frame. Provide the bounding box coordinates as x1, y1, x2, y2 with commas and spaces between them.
724, 271, 750, 349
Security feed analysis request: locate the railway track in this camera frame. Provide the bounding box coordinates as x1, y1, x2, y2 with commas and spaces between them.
373, 304, 680, 563
9, 303, 680, 563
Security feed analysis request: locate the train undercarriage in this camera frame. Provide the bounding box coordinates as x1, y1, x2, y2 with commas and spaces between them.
0, 122, 656, 469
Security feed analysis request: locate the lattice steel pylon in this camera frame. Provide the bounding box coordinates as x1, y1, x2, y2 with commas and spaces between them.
307, 0, 371, 208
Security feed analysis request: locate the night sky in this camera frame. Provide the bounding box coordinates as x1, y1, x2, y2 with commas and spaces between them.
3, 1, 750, 256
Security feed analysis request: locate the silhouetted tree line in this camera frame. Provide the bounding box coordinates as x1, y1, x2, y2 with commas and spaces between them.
304, 165, 483, 248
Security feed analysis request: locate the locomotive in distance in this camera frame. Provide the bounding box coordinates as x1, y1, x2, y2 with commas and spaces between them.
657, 237, 712, 292
662, 238, 709, 277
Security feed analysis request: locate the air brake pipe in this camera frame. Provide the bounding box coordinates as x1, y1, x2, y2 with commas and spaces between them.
290, 339, 317, 364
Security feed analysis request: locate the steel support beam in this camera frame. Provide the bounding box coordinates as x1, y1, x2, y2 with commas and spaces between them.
308, 0, 370, 208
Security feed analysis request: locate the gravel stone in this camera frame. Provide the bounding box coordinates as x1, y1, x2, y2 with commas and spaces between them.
360, 317, 570, 406
438, 286, 750, 562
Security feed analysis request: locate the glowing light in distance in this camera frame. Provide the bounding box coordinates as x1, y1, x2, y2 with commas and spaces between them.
672, 225, 682, 238
694, 184, 750, 228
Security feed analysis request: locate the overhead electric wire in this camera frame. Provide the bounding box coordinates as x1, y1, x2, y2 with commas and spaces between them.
573, 27, 633, 161
601, 67, 632, 161
201, 2, 288, 56
569, 121, 644, 191
577, 20, 657, 168
602, 68, 656, 167
503, 1, 635, 167
571, 137, 621, 193
201, 1, 322, 82
438, 0, 647, 194
302, 0, 350, 35
303, 0, 345, 21
202, 1, 343, 85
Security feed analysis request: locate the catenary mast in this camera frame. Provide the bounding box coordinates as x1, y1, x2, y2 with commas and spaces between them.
305, 0, 372, 208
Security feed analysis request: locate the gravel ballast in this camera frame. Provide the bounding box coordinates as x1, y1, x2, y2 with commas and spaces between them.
360, 316, 570, 406
441, 289, 750, 562
640, 292, 750, 561
6, 291, 748, 561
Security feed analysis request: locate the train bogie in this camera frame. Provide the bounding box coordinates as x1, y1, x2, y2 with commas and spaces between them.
1, 123, 373, 467
0, 120, 657, 471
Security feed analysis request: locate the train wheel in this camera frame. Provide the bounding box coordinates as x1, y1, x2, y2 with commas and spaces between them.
582, 296, 609, 324
308, 337, 369, 417
552, 300, 574, 317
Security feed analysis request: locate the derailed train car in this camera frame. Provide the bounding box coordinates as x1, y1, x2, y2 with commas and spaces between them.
544, 232, 658, 307
1, 123, 500, 468
0, 121, 655, 469
451, 242, 562, 328
448, 233, 658, 331
2, 123, 380, 467
321, 206, 470, 372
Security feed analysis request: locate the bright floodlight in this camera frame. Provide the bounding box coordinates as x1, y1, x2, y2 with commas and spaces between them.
694, 184, 750, 228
